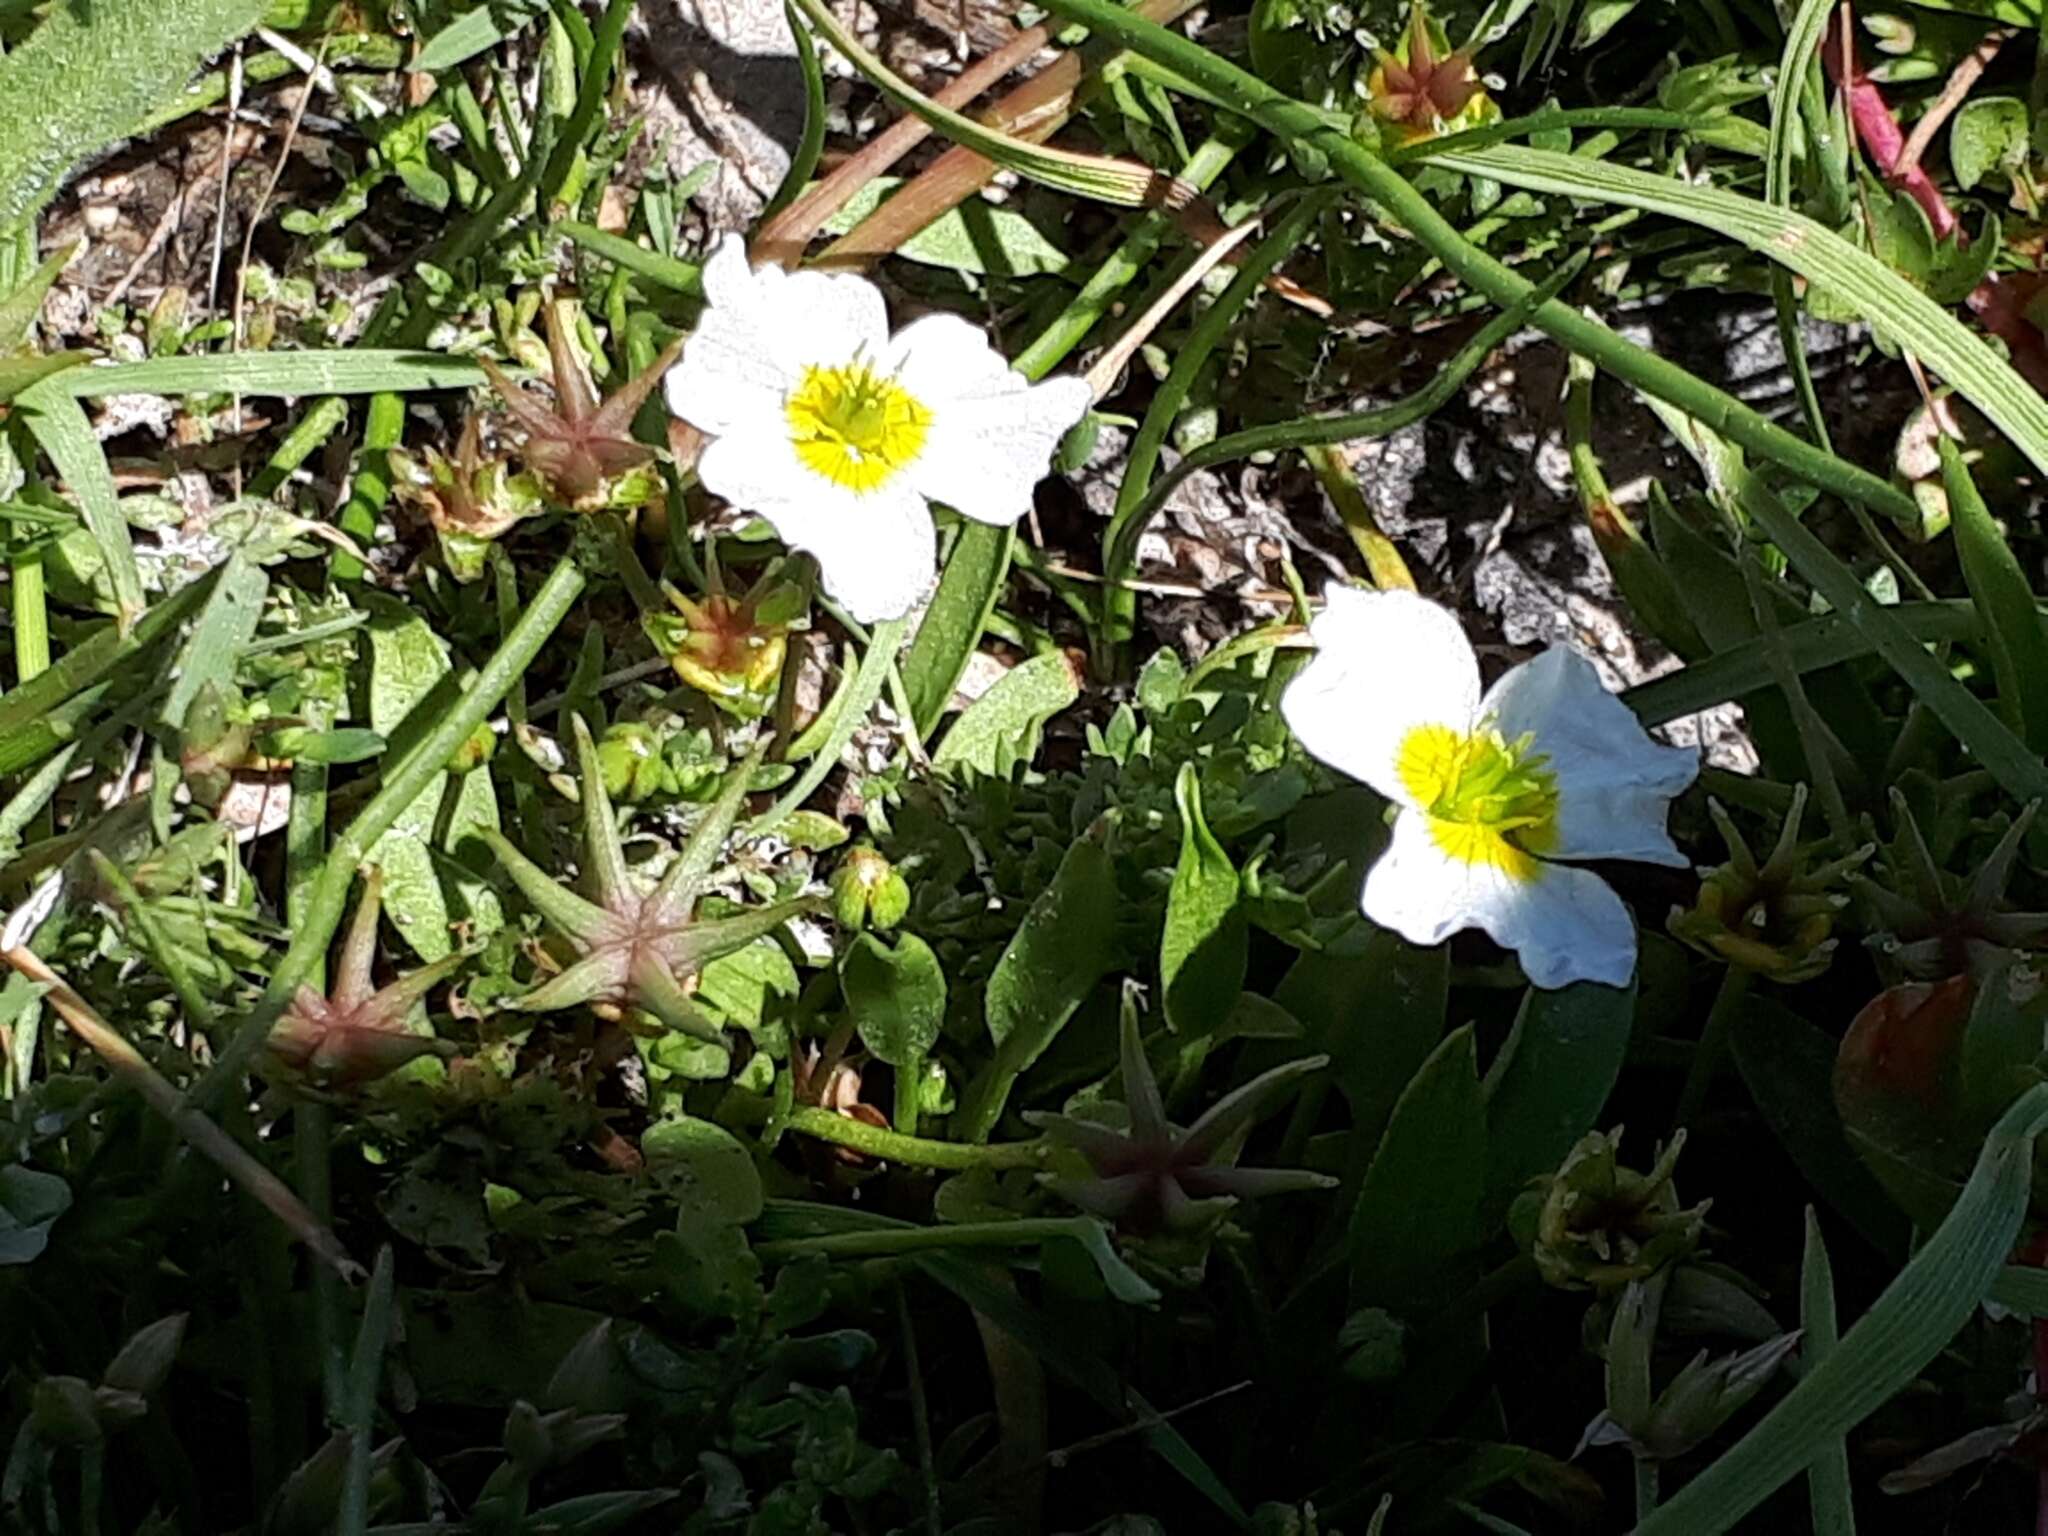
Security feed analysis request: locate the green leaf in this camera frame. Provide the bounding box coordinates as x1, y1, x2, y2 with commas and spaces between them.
163, 549, 267, 733
0, 0, 273, 233
643, 1116, 764, 1227
0, 351, 87, 403
763, 1, 828, 224
54, 350, 485, 399
1736, 475, 2048, 805
958, 826, 1118, 1141
0, 238, 78, 350
902, 524, 1011, 740
1637, 1083, 2048, 1536
842, 932, 946, 1068
825, 178, 1073, 277
1731, 996, 1911, 1260
933, 650, 1081, 778
16, 378, 145, 625
1950, 95, 2030, 191
412, 0, 548, 74
1800, 1213, 1856, 1536
1944, 436, 2048, 752
364, 597, 460, 962
1482, 979, 1636, 1212
1160, 763, 1245, 1037
1348, 1025, 1487, 1311
0, 1164, 70, 1265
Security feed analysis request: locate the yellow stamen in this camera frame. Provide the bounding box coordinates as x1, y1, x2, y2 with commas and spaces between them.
785, 360, 931, 493
1397, 721, 1560, 881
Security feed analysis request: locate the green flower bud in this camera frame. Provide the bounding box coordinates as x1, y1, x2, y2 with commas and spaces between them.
1521, 1127, 1708, 1293
831, 846, 910, 931
32, 1376, 107, 1447
447, 721, 497, 774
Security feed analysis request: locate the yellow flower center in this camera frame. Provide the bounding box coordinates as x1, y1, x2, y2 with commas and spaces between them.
1396, 722, 1560, 882
784, 360, 931, 493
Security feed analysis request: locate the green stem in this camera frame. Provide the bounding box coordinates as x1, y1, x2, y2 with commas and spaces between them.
1635, 1456, 1662, 1522
1100, 190, 1333, 660
557, 220, 703, 294
1674, 964, 1752, 1132
756, 1215, 1106, 1262
12, 541, 48, 682
1025, 0, 1921, 526
87, 853, 220, 1033
194, 555, 588, 1112
251, 397, 350, 500
749, 616, 907, 836
784, 1105, 1047, 1169
338, 1246, 398, 1536
288, 753, 347, 1422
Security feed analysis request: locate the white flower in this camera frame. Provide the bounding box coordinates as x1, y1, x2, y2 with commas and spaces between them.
664, 234, 1093, 625
1282, 586, 1698, 989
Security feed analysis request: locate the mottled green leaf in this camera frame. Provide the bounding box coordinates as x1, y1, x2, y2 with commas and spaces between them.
643, 1116, 763, 1227
958, 826, 1118, 1140
842, 931, 946, 1068
933, 650, 1081, 778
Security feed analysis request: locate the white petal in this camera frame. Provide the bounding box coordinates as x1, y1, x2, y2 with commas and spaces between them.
665, 234, 890, 440
1363, 810, 1639, 989
1481, 646, 1699, 867
887, 313, 1092, 526
697, 431, 935, 624
1280, 586, 1481, 806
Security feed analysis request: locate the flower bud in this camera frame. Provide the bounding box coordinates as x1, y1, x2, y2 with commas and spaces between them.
643, 583, 792, 721
1522, 1127, 1708, 1292
831, 846, 910, 931
31, 1376, 106, 1447
595, 721, 673, 803
1669, 786, 1871, 983
447, 721, 497, 774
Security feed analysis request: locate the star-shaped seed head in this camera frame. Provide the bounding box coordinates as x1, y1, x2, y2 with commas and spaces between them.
642, 575, 803, 720
479, 299, 685, 512
267, 868, 463, 1091
389, 413, 547, 582
1025, 985, 1333, 1235
1668, 785, 1873, 983
1368, 7, 1485, 141
1520, 1126, 1708, 1292
1855, 790, 2048, 981
483, 717, 817, 1041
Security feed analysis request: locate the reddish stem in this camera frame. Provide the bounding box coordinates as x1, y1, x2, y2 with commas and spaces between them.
1822, 12, 1960, 239
1822, 10, 2048, 394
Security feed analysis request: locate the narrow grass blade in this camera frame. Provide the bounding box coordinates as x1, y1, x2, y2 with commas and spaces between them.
1800, 1211, 1857, 1536
1942, 436, 2048, 752
902, 524, 1010, 739
16, 379, 144, 626
1431, 144, 2048, 490
339, 1245, 397, 1536
56, 351, 486, 399
1637, 1082, 2048, 1535
762, 2, 827, 222
1736, 478, 2048, 804
1623, 601, 1981, 726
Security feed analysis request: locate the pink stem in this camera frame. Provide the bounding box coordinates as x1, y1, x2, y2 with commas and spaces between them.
1822, 13, 1961, 240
